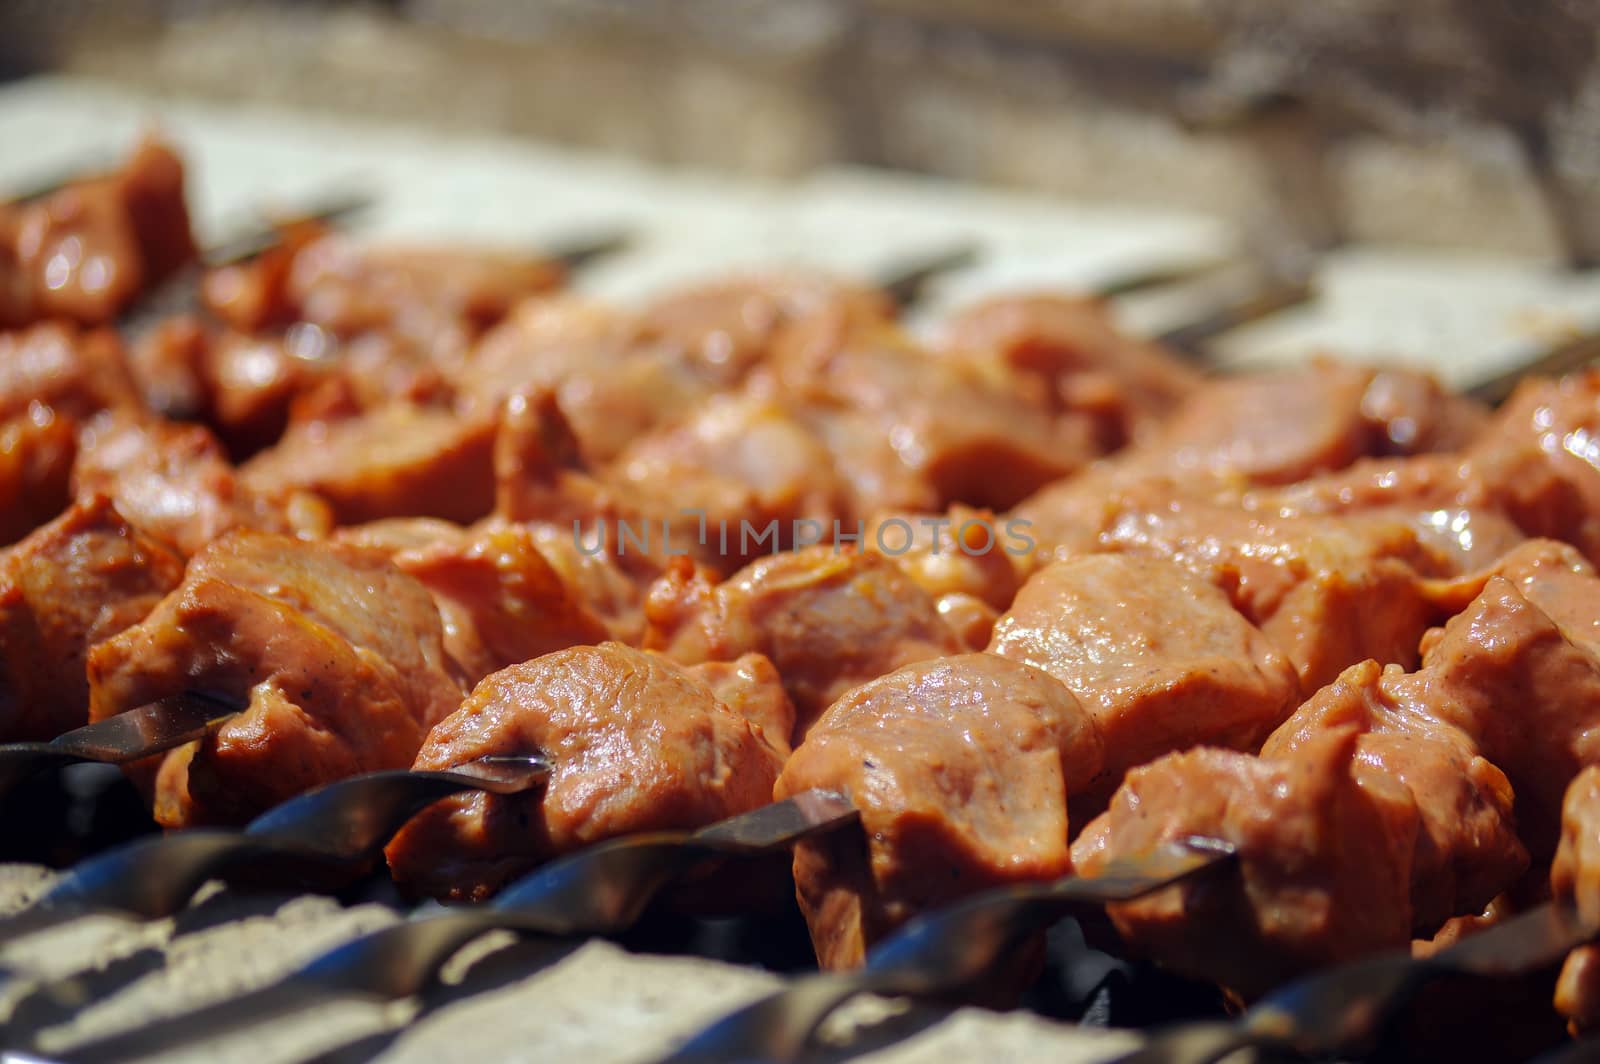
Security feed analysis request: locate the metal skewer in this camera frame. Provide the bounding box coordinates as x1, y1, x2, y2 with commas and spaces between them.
660, 838, 1235, 1064
35, 790, 858, 1061
0, 752, 550, 944
1119, 901, 1593, 1064
0, 693, 236, 797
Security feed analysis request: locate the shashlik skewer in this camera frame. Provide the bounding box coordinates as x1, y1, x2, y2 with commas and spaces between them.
0, 751, 548, 944
31, 787, 860, 1064
0, 691, 231, 795
662, 839, 1233, 1064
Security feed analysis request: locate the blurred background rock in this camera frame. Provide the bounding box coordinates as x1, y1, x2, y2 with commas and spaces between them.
3, 0, 1597, 264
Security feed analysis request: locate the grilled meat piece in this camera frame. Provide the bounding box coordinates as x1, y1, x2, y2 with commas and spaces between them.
0, 494, 184, 741
940, 292, 1201, 450
384, 642, 791, 901
1083, 547, 1600, 1001
1124, 361, 1485, 487
1465, 370, 1600, 562
0, 322, 140, 421
336, 518, 610, 684
636, 272, 895, 388
87, 530, 461, 827
74, 410, 327, 555
773, 325, 1096, 515
1413, 569, 1600, 858
989, 554, 1299, 800
610, 393, 850, 573
208, 232, 564, 363
1075, 725, 1424, 1001
241, 400, 498, 525
1555, 766, 1600, 1034
0, 136, 195, 328
456, 295, 713, 466
777, 652, 1104, 969
1094, 486, 1447, 692
1011, 361, 1492, 557
1264, 661, 1528, 931
644, 548, 966, 740
1242, 371, 1600, 567
0, 407, 78, 546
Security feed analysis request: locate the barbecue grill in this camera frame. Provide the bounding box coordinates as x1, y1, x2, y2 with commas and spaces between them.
3, 69, 1600, 1064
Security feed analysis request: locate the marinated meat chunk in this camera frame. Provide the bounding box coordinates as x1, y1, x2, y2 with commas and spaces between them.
0, 136, 195, 328
1098, 488, 1445, 692
0, 322, 139, 420
685, 653, 796, 760
524, 521, 652, 644
74, 411, 321, 555
864, 505, 1027, 648
283, 235, 564, 357
1085, 561, 1600, 1003
1359, 368, 1489, 454
1117, 362, 1483, 489
863, 506, 1023, 610
644, 548, 966, 739
777, 653, 1104, 969
128, 314, 209, 420
0, 407, 77, 545
337, 519, 609, 684
457, 295, 630, 406
610, 394, 848, 572
773, 326, 1095, 514
384, 642, 790, 901
940, 292, 1201, 449
1555, 767, 1600, 1034
988, 555, 1299, 796
1238, 373, 1600, 568
1263, 660, 1527, 931
1465, 371, 1600, 562
636, 272, 895, 386
1241, 456, 1529, 576
1424, 539, 1600, 642
458, 295, 719, 466
1413, 575, 1600, 857
87, 530, 461, 826
1075, 726, 1421, 1000
0, 495, 183, 741
241, 401, 497, 525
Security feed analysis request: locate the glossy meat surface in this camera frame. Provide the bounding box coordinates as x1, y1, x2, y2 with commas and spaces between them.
1075, 726, 1421, 1000
0, 137, 195, 328
988, 554, 1299, 796
777, 653, 1103, 968
73, 410, 320, 555
0, 494, 184, 741
1555, 767, 1600, 1034
0, 322, 139, 421
87, 530, 461, 826
644, 549, 965, 739
241, 401, 497, 525
940, 292, 1201, 450
0, 407, 78, 546
337, 519, 610, 684
1096, 487, 1445, 692
385, 642, 790, 901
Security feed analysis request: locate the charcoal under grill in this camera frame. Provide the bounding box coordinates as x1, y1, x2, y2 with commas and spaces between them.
4, 76, 1600, 1064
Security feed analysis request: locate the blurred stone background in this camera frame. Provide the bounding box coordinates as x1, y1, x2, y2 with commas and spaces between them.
2, 0, 1598, 264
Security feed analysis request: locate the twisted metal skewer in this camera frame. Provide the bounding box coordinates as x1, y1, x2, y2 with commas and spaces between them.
0, 753, 550, 944
660, 838, 1235, 1064
39, 789, 857, 1062
1120, 901, 1593, 1064
0, 693, 237, 798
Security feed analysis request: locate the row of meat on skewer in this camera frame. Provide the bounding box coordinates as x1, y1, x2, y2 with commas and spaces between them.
8, 137, 1600, 1045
